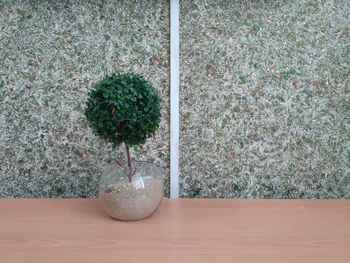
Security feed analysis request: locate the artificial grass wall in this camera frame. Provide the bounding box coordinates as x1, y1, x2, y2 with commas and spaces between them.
1, 0, 349, 198
0, 0, 170, 197
180, 0, 350, 198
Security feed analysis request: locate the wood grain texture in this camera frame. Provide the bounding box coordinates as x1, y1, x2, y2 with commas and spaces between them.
0, 198, 349, 263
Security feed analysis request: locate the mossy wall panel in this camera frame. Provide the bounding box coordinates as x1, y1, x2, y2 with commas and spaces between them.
1, 0, 349, 199
0, 1, 170, 197
180, 0, 350, 198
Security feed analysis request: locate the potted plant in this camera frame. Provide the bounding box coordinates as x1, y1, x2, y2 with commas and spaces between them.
84, 72, 163, 220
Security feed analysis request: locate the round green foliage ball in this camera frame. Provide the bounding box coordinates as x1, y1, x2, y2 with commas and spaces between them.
85, 72, 161, 147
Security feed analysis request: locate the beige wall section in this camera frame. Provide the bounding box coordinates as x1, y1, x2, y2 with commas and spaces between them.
0, 1, 170, 197
180, 0, 350, 198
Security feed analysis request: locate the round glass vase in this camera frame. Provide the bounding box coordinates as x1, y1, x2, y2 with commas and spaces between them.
98, 161, 163, 221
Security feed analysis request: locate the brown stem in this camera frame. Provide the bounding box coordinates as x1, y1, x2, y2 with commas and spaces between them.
115, 159, 123, 167
132, 163, 140, 176
125, 144, 132, 182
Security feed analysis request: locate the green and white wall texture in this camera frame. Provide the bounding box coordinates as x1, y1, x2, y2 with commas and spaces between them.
1, 0, 349, 198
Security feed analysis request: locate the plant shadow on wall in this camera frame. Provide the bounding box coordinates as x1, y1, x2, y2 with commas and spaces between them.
84, 72, 163, 220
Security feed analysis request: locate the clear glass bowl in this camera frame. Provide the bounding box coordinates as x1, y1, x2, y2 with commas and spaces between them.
98, 161, 163, 220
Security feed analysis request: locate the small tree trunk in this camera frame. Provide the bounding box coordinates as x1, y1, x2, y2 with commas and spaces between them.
125, 144, 133, 182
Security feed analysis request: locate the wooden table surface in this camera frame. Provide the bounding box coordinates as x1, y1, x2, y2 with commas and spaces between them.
0, 198, 349, 263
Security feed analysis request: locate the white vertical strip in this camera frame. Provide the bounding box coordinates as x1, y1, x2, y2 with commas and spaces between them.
170, 0, 180, 198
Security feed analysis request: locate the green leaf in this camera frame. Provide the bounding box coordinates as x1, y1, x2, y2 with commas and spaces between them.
84, 72, 161, 147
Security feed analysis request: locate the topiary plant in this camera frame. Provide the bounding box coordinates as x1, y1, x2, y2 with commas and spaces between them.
85, 72, 161, 182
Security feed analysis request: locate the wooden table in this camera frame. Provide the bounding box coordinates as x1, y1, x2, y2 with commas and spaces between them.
0, 198, 349, 263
